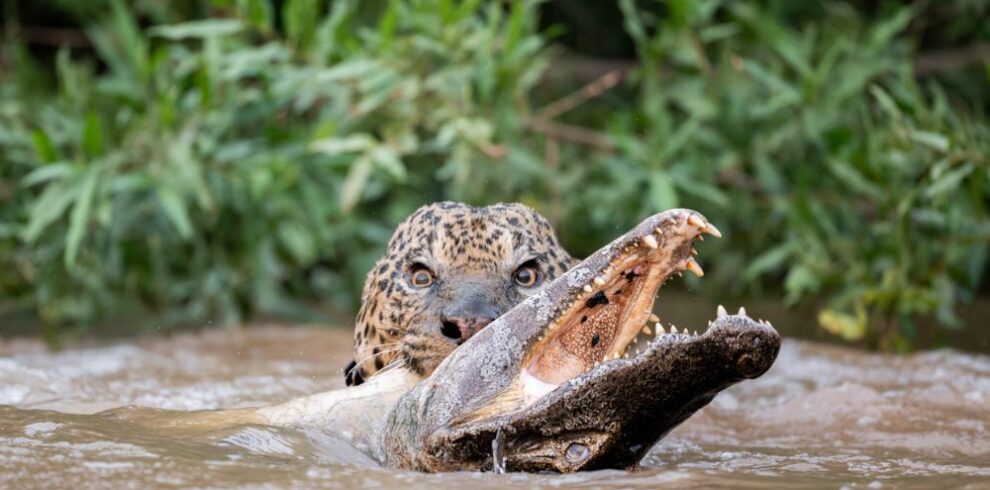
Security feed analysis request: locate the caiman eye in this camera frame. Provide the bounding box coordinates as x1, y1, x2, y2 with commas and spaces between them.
409, 265, 434, 288
513, 263, 541, 287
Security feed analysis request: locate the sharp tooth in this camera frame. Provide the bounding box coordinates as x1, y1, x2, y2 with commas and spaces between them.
707, 320, 713, 327
688, 215, 705, 228
613, 353, 620, 360
655, 227, 663, 235
697, 235, 705, 241
642, 234, 658, 249
676, 271, 683, 277
593, 276, 606, 286
658, 324, 666, 334
704, 223, 723, 238
738, 306, 747, 316
649, 313, 660, 323
642, 325, 651, 335
691, 248, 698, 256
671, 325, 678, 334
693, 330, 699, 336
686, 259, 704, 277
583, 284, 593, 293
717, 305, 728, 318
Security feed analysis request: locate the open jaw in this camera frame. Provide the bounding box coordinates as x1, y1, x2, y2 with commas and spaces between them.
519, 212, 719, 405
384, 209, 781, 472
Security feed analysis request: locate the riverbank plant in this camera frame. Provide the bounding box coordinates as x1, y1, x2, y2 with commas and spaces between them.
1, 0, 987, 350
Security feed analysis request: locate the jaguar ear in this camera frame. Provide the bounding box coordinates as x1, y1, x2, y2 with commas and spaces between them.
344, 359, 365, 387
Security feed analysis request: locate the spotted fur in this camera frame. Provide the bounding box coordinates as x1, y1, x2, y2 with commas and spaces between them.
345, 202, 576, 385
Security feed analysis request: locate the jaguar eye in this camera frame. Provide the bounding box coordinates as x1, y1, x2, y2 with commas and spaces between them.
410, 266, 434, 288
513, 264, 540, 287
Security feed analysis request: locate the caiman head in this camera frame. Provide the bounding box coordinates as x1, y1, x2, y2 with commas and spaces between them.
383, 209, 781, 472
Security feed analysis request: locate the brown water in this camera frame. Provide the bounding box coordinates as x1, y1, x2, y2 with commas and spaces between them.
1, 325, 989, 489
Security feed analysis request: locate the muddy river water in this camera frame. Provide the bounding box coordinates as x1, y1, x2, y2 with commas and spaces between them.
1, 324, 989, 489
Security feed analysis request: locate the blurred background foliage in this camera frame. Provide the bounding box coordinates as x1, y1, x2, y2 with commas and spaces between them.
0, 0, 988, 350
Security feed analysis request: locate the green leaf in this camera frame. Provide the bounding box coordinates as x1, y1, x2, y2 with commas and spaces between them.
149, 19, 244, 39
82, 112, 104, 158
869, 85, 901, 120
24, 176, 79, 243
909, 130, 949, 152
158, 188, 194, 240
744, 60, 800, 102
340, 155, 372, 213
827, 159, 884, 200
925, 163, 973, 199
65, 169, 99, 267
371, 147, 406, 181
784, 264, 821, 305
278, 222, 316, 263
22, 162, 74, 187
320, 59, 380, 80
238, 0, 273, 32
818, 308, 866, 341
311, 134, 375, 155
377, 0, 398, 54
868, 7, 915, 48
283, 0, 318, 49
89, 0, 149, 82
31, 130, 58, 163
732, 3, 812, 79
313, 0, 356, 60
619, 0, 647, 45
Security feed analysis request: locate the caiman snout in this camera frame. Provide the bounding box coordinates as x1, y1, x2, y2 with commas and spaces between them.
713, 306, 781, 379
731, 329, 778, 378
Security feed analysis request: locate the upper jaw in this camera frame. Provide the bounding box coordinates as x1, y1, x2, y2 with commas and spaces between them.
516, 208, 720, 404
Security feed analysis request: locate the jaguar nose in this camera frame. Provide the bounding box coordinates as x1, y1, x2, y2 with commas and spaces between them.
440, 314, 497, 344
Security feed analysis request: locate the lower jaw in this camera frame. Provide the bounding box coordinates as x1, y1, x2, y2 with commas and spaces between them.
518, 323, 699, 406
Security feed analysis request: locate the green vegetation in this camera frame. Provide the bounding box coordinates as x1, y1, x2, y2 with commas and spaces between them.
1, 0, 988, 350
